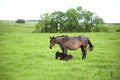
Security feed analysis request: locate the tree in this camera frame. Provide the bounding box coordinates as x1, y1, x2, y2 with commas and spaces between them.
64, 8, 79, 32
50, 11, 65, 32
15, 19, 25, 23
34, 13, 51, 33
34, 6, 104, 33
81, 11, 94, 32
93, 16, 104, 25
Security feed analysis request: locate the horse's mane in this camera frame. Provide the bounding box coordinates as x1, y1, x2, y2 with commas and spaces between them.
56, 35, 68, 38
54, 35, 69, 43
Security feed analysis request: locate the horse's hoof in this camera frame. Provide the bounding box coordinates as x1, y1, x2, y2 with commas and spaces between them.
82, 57, 86, 60
66, 59, 68, 61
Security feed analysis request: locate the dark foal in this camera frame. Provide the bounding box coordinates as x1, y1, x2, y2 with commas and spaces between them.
67, 54, 73, 59
55, 51, 73, 61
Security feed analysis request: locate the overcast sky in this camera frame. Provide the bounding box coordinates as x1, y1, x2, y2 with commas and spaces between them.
0, 0, 120, 23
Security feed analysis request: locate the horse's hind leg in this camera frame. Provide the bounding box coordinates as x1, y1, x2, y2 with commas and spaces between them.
81, 46, 87, 59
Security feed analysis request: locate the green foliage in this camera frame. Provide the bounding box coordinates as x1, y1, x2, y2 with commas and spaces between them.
92, 24, 109, 32
103, 23, 120, 32
15, 19, 25, 23
116, 28, 120, 32
34, 6, 104, 33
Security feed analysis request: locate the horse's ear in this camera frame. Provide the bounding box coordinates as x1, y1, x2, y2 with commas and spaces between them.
50, 36, 55, 39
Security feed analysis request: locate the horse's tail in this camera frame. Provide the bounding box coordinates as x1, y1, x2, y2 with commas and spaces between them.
88, 38, 93, 51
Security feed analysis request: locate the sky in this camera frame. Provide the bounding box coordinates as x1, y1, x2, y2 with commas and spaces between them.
0, 0, 120, 23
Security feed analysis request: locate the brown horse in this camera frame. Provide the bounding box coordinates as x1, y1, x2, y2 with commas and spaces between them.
49, 35, 93, 59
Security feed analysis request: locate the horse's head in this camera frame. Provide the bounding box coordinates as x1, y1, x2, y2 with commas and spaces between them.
49, 36, 56, 49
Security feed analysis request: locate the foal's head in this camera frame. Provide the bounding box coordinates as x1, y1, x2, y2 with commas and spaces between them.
49, 36, 56, 49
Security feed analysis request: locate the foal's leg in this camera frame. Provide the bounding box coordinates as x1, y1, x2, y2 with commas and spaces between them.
81, 46, 87, 59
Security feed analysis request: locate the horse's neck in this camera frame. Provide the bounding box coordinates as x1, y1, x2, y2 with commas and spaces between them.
56, 37, 66, 44
55, 38, 62, 44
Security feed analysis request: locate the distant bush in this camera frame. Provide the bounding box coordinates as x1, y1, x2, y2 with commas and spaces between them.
116, 28, 120, 32
15, 19, 25, 23
92, 24, 109, 32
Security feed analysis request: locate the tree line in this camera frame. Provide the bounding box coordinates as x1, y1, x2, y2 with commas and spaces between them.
33, 6, 108, 33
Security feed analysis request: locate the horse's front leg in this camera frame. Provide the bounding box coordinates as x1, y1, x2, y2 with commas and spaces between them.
61, 48, 67, 54
81, 46, 87, 59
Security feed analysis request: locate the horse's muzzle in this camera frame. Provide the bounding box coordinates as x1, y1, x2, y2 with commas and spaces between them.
49, 46, 52, 49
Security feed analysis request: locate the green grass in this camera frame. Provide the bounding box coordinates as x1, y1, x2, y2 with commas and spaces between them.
0, 21, 36, 33
0, 22, 120, 80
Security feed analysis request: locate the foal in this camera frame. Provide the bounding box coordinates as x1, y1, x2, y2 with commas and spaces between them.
55, 51, 73, 61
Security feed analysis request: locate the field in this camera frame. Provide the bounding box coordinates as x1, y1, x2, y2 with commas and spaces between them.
0, 21, 120, 80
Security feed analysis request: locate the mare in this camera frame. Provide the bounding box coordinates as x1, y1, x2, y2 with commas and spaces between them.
49, 35, 93, 59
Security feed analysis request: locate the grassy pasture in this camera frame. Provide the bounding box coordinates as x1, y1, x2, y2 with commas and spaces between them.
0, 22, 120, 80
0, 21, 36, 33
